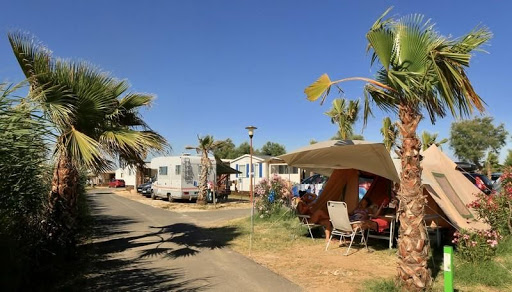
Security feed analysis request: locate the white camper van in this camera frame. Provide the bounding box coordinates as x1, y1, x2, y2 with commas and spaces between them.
151, 155, 215, 202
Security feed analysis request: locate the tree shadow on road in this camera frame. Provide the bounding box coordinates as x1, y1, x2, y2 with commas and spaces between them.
75, 196, 242, 291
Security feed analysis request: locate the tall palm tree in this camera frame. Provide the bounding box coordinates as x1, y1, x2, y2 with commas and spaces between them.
325, 98, 359, 139
420, 130, 448, 151
380, 117, 399, 152
9, 32, 167, 243
304, 8, 490, 290
188, 135, 224, 205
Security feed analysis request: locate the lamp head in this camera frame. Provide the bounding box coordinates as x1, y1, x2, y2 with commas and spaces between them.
245, 126, 257, 138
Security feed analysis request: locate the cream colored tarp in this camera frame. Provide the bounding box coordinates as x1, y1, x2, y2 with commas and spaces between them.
278, 140, 400, 183
394, 145, 487, 230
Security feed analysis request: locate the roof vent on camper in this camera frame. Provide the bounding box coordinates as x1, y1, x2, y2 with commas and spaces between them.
182, 153, 191, 156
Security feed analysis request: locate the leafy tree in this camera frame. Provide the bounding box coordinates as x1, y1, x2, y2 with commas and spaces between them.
483, 152, 501, 178
450, 117, 508, 169
234, 141, 251, 157
380, 117, 399, 152
309, 139, 318, 144
420, 131, 448, 151
304, 8, 490, 289
260, 141, 286, 156
325, 98, 360, 139
504, 150, 512, 167
188, 135, 224, 204
9, 33, 168, 245
331, 132, 365, 140
213, 138, 237, 159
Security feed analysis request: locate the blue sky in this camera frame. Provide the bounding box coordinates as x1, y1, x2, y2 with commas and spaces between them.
1, 1, 511, 161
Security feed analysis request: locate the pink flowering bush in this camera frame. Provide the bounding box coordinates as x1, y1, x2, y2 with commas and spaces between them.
452, 229, 502, 262
467, 167, 512, 236
254, 174, 292, 218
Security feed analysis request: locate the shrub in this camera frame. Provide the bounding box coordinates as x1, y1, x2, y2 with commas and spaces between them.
254, 174, 292, 218
467, 167, 512, 236
0, 83, 51, 289
452, 229, 502, 262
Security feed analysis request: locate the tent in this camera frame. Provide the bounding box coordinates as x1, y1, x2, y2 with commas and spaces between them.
396, 145, 487, 230
278, 140, 400, 183
279, 140, 486, 230
279, 140, 399, 214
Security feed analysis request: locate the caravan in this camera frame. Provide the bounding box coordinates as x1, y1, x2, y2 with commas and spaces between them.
151, 155, 216, 202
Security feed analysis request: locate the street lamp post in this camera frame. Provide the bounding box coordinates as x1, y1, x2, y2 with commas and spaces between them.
246, 125, 257, 253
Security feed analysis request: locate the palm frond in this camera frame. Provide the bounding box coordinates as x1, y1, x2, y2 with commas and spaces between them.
119, 93, 154, 111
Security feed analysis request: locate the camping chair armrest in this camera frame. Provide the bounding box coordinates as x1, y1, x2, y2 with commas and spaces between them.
349, 220, 363, 224
297, 214, 311, 219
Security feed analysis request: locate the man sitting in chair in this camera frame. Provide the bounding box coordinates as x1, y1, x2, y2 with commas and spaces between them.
296, 191, 332, 242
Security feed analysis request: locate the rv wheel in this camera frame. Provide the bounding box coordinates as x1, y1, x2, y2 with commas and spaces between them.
151, 191, 156, 200
167, 194, 174, 202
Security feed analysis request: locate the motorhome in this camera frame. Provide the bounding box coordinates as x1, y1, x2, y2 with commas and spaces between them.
151, 155, 216, 201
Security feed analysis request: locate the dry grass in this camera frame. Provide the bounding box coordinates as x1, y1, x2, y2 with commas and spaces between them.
219, 212, 397, 292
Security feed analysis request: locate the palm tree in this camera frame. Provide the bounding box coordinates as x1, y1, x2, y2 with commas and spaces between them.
304, 8, 490, 290
380, 117, 399, 152
9, 32, 167, 243
420, 130, 448, 151
188, 135, 224, 205
325, 98, 360, 139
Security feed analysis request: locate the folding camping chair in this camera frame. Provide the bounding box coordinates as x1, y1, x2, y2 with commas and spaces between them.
326, 201, 368, 255
292, 196, 324, 240
297, 214, 324, 240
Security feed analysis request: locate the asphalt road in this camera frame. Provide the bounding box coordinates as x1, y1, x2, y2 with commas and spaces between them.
85, 189, 301, 291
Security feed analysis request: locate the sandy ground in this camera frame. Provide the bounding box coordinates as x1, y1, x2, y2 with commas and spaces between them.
99, 187, 397, 291
241, 241, 397, 291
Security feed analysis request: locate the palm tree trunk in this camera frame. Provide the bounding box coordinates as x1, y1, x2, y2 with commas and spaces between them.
47, 153, 80, 246
396, 105, 432, 290
197, 152, 209, 205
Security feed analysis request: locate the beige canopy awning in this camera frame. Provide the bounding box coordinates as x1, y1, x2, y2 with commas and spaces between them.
278, 140, 400, 183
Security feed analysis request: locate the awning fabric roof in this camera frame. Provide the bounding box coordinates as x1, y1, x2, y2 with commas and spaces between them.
278, 140, 400, 183
216, 160, 241, 175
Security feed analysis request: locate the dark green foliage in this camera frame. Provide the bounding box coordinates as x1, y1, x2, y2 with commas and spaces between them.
504, 150, 512, 167
450, 117, 508, 169
0, 83, 51, 289
213, 138, 237, 159
259, 141, 286, 156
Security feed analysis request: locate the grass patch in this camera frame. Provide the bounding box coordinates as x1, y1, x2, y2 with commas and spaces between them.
362, 279, 399, 292
435, 236, 512, 291
454, 260, 512, 288
223, 207, 322, 252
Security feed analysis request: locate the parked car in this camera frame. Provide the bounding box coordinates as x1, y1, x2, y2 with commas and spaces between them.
461, 173, 493, 195
491, 172, 503, 184
109, 179, 125, 188
137, 182, 153, 196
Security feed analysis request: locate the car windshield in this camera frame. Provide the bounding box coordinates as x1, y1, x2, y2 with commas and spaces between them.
301, 174, 327, 184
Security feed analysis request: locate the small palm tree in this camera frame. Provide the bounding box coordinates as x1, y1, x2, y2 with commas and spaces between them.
304, 8, 490, 290
325, 98, 359, 139
9, 32, 167, 242
188, 135, 224, 205
380, 117, 399, 152
421, 130, 448, 151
